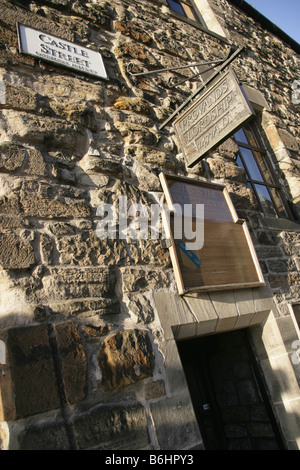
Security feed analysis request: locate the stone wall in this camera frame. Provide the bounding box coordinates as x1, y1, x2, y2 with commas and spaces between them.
0, 0, 299, 450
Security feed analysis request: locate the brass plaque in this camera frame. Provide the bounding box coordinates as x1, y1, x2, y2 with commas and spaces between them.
159, 173, 265, 295
174, 68, 255, 167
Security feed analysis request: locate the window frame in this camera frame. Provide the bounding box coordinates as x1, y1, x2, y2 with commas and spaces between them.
234, 123, 295, 220
167, 0, 205, 25
166, 0, 230, 43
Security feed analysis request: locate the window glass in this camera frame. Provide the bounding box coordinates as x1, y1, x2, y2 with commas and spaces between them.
236, 154, 245, 171
253, 150, 275, 185
234, 123, 292, 219
269, 188, 289, 218
168, 0, 186, 16
254, 184, 277, 217
234, 128, 248, 145
239, 147, 264, 182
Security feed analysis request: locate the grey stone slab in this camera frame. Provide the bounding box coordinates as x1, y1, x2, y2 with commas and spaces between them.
150, 392, 202, 450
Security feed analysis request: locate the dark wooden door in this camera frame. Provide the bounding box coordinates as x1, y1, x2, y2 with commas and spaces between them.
177, 329, 285, 450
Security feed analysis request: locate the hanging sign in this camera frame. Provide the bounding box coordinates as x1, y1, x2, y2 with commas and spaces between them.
159, 173, 265, 295
17, 23, 108, 80
173, 68, 254, 167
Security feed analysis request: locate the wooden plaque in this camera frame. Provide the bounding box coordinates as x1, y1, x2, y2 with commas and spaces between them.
173, 68, 255, 167
159, 173, 265, 295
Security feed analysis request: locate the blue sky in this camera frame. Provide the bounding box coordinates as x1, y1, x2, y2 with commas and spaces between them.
249, 0, 300, 44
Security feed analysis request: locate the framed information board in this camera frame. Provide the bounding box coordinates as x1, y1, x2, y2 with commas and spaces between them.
159, 173, 265, 295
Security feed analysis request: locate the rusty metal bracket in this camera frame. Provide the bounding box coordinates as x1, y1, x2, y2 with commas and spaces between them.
158, 45, 244, 129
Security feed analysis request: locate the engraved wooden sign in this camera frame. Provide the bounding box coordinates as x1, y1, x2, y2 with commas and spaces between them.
159, 173, 265, 295
173, 68, 255, 167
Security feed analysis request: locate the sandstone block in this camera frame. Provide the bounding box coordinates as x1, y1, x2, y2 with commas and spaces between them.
7, 324, 60, 418
150, 392, 201, 450
3, 113, 88, 157
113, 96, 150, 114
57, 233, 130, 266
154, 30, 189, 59
207, 156, 246, 183
54, 322, 87, 404
114, 121, 159, 146
218, 138, 239, 159
23, 148, 48, 176
20, 190, 92, 219
122, 268, 170, 292
49, 101, 97, 131
98, 329, 155, 391
79, 154, 123, 177
0, 142, 26, 172
115, 20, 152, 44
128, 294, 155, 324
114, 40, 157, 65
48, 298, 119, 317
0, 232, 35, 269
40, 233, 53, 265
73, 402, 150, 450
19, 420, 70, 450
125, 144, 176, 170
71, 1, 114, 30
1, 83, 38, 112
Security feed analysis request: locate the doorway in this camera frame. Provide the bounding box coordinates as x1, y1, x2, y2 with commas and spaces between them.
177, 329, 285, 450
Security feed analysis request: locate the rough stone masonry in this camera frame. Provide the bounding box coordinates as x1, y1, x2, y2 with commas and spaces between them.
0, 0, 299, 450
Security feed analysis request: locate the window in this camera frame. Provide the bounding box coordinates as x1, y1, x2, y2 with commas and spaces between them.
234, 124, 293, 219
166, 0, 229, 42
167, 0, 205, 26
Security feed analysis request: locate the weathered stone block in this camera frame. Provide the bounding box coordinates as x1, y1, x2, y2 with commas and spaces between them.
73, 403, 150, 450
71, 1, 114, 30
0, 142, 26, 172
19, 190, 92, 219
128, 294, 155, 324
79, 154, 123, 177
113, 96, 150, 114
150, 392, 202, 450
57, 234, 130, 266
19, 420, 70, 450
115, 20, 152, 44
115, 121, 159, 146
125, 144, 176, 170
48, 298, 119, 317
207, 156, 246, 183
98, 329, 155, 392
2, 113, 88, 157
49, 101, 97, 131
0, 232, 35, 269
153, 30, 189, 59
122, 268, 170, 292
40, 233, 53, 265
54, 322, 87, 404
114, 40, 157, 65
23, 148, 48, 176
43, 267, 116, 301
1, 83, 38, 112
7, 325, 60, 418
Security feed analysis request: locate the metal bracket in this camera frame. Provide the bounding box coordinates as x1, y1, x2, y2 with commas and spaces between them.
159, 45, 244, 129
127, 58, 224, 80
126, 45, 244, 129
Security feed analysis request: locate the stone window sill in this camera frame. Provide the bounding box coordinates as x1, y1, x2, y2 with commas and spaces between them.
259, 215, 300, 232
